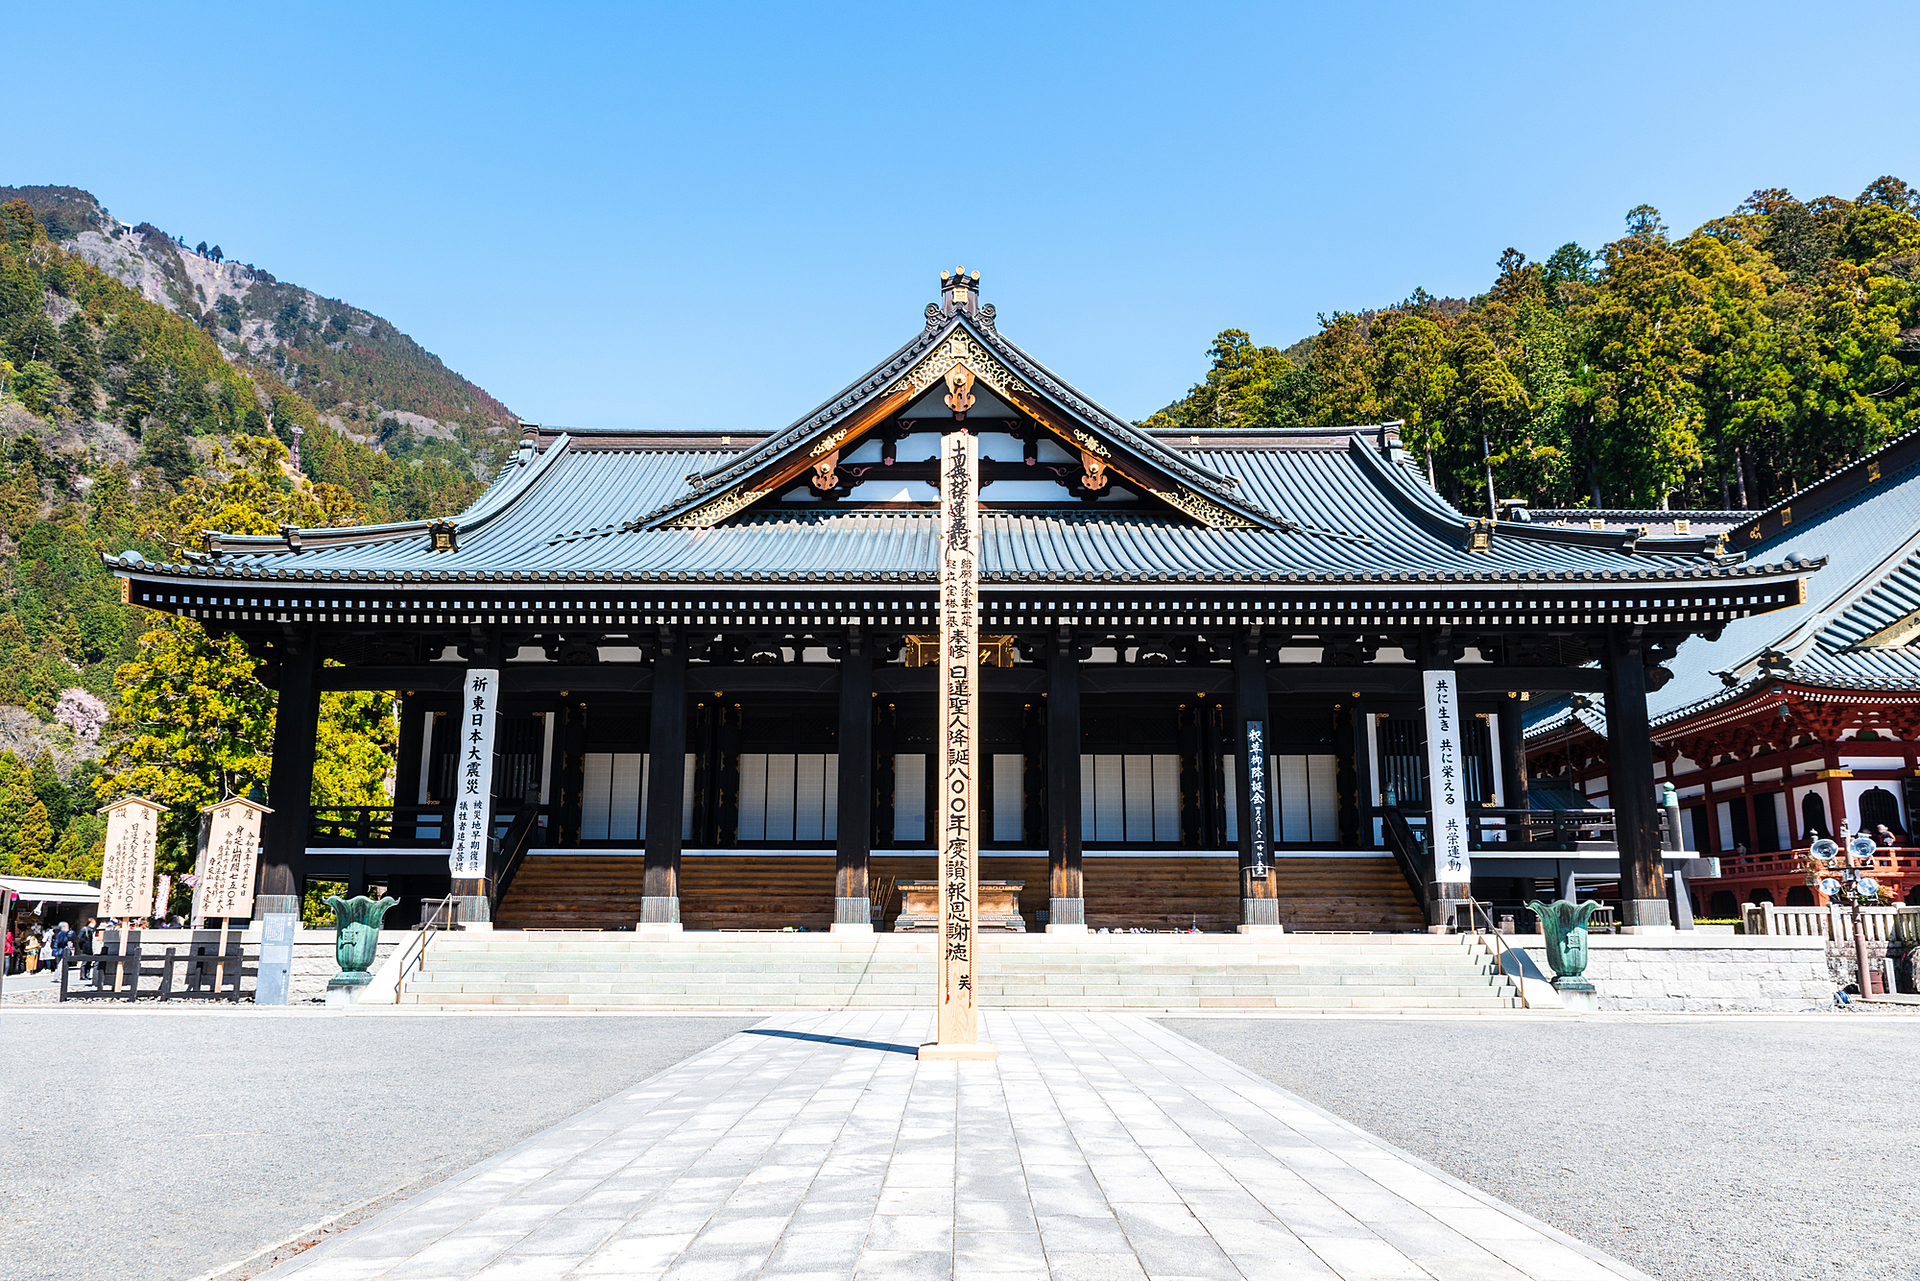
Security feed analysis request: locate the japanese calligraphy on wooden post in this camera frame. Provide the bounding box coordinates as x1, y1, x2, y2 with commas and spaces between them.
920, 419, 996, 1060
1244, 720, 1269, 878
99, 797, 164, 921
449, 668, 501, 880
198, 797, 271, 920
1421, 670, 1472, 886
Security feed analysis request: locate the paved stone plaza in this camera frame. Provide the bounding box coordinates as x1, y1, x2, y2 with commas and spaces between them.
257, 1011, 1647, 1281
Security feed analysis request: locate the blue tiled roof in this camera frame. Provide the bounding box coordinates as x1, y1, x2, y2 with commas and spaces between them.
106, 428, 1804, 587
1524, 442, 1920, 740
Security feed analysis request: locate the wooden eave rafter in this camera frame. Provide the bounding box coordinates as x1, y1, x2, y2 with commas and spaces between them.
639, 318, 1281, 532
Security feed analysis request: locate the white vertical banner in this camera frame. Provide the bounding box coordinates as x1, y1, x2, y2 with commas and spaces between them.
1421, 669, 1472, 884
100, 797, 164, 920
450, 668, 500, 878
934, 424, 980, 1047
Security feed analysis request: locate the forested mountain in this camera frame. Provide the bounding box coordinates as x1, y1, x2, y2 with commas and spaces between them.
1148, 178, 1920, 513
0, 187, 514, 879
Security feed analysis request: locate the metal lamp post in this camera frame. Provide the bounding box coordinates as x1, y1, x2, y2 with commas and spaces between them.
1806, 835, 1886, 999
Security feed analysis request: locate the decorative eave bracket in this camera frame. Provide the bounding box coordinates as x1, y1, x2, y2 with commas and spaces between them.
642, 317, 1282, 532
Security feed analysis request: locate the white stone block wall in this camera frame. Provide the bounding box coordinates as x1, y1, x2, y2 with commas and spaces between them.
1515, 936, 1832, 1011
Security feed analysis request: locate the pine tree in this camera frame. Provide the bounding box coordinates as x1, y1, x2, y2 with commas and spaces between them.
15, 799, 53, 873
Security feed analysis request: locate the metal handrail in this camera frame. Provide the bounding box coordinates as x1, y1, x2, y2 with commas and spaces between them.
397, 897, 455, 998
488, 802, 546, 912
1461, 898, 1529, 1010
1377, 807, 1430, 906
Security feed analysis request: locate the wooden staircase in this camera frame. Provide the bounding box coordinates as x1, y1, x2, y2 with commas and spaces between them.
495, 853, 1424, 933
1273, 860, 1424, 931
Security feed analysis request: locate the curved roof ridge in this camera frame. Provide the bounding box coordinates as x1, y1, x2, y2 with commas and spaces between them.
968, 316, 1240, 493
682, 316, 955, 493
116, 433, 574, 569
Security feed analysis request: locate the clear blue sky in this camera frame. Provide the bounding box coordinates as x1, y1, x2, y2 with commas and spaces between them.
10, 2, 1919, 430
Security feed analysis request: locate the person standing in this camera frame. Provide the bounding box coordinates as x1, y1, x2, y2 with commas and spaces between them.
76, 918, 97, 979
49, 921, 72, 974
23, 928, 41, 974
3, 927, 13, 976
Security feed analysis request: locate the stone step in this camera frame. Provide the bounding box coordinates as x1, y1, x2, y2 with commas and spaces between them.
397, 991, 1518, 1010
397, 932, 1517, 1011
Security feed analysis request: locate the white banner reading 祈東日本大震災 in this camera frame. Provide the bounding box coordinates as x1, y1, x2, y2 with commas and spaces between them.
1421, 669, 1472, 885
449, 668, 500, 878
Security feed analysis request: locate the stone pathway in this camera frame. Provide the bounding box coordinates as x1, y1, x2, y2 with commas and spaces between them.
260, 1012, 1647, 1281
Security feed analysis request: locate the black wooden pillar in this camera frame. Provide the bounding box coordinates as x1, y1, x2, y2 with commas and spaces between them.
834, 628, 873, 930
259, 625, 320, 908
552, 702, 585, 846
1233, 639, 1276, 929
1497, 697, 1529, 816
642, 626, 687, 929
1046, 637, 1084, 931
396, 693, 425, 805
1348, 700, 1373, 847
1605, 630, 1669, 927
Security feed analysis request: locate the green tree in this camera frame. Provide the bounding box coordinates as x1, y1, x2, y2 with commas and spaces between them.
1572, 208, 1708, 505
14, 799, 54, 874
0, 751, 35, 872
29, 750, 71, 836
12, 360, 60, 414
49, 812, 105, 879
95, 615, 274, 846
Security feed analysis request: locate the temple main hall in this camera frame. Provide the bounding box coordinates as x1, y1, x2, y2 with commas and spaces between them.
107, 271, 1814, 936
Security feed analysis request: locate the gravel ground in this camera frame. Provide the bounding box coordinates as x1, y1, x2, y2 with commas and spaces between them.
1164, 1014, 1920, 1281
0, 1011, 756, 1281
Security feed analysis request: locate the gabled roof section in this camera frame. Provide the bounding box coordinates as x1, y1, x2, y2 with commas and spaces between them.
185, 430, 566, 558
1522, 439, 1920, 741
629, 275, 1285, 532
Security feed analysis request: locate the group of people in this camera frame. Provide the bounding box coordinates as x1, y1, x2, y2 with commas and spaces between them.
3, 918, 101, 978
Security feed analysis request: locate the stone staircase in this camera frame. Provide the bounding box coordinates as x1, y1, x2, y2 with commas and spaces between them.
396, 932, 1523, 1012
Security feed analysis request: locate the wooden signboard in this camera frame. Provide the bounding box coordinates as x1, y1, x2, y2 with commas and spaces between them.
100, 797, 165, 920
198, 797, 271, 920
921, 419, 994, 1061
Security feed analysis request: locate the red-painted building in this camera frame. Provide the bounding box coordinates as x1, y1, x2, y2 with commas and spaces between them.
1528, 430, 1920, 914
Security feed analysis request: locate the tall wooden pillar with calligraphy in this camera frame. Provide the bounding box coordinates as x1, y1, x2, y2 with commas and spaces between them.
920, 365, 997, 1061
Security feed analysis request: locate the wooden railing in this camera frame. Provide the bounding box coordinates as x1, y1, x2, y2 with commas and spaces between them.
310, 804, 454, 847
1373, 806, 1619, 851
1744, 903, 1920, 942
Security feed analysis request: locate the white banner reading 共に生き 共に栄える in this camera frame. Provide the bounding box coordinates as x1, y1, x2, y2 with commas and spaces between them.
1421, 669, 1472, 885
449, 668, 500, 878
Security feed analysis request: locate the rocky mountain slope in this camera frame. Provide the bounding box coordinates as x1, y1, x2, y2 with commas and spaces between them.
1, 185, 518, 478
0, 185, 524, 878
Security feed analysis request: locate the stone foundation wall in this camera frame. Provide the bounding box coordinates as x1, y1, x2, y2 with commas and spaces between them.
1516, 935, 1832, 1012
